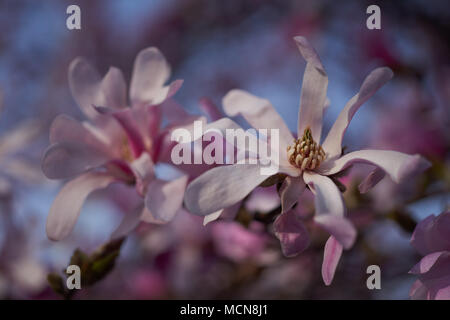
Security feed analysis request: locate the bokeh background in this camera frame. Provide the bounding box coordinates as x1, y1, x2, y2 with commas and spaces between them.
0, 0, 448, 299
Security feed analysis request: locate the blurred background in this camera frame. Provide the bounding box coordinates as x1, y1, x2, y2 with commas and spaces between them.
0, 0, 448, 299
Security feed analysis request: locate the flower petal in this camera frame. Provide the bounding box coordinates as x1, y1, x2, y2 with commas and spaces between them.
129, 152, 155, 196
49, 114, 111, 154
68, 57, 104, 119
303, 171, 345, 217
321, 67, 393, 159
409, 251, 447, 275
314, 214, 356, 249
294, 36, 328, 142
130, 47, 181, 106
145, 175, 188, 223
42, 142, 108, 179
111, 204, 144, 240
318, 150, 431, 184
203, 201, 242, 226
222, 89, 294, 148
46, 172, 116, 240
184, 164, 268, 216
279, 176, 305, 213
274, 210, 310, 257
322, 236, 343, 286
358, 167, 386, 194
101, 67, 127, 109
411, 212, 450, 255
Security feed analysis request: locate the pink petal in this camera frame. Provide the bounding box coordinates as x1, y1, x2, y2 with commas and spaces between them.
145, 175, 188, 222
222, 89, 294, 148
42, 142, 108, 179
160, 99, 189, 123
358, 167, 386, 194
101, 67, 127, 109
111, 204, 144, 240
184, 164, 269, 216
274, 210, 310, 257
130, 47, 181, 106
409, 251, 447, 275
68, 57, 104, 119
245, 185, 280, 213
294, 36, 328, 142
314, 214, 356, 249
322, 236, 343, 286
129, 152, 155, 196
411, 212, 450, 255
303, 171, 345, 217
321, 67, 393, 159
46, 172, 116, 240
279, 176, 305, 213
318, 150, 431, 184
49, 114, 111, 155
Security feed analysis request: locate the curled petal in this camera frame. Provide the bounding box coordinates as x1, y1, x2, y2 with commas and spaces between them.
130, 47, 181, 106
318, 150, 431, 184
42, 142, 108, 179
294, 36, 328, 142
145, 175, 188, 223
280, 176, 305, 213
358, 167, 386, 194
322, 236, 343, 286
303, 171, 345, 217
46, 172, 116, 240
223, 89, 294, 148
314, 214, 356, 249
184, 164, 268, 216
274, 210, 310, 257
321, 67, 393, 159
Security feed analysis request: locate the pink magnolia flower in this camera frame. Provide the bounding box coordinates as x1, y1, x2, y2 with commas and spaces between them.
184, 36, 431, 285
409, 211, 450, 300
42, 47, 194, 241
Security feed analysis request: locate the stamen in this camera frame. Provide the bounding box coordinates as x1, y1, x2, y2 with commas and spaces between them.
287, 127, 326, 171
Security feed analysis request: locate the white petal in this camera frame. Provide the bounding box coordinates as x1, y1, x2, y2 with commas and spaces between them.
303, 171, 345, 217
294, 36, 328, 142
184, 164, 269, 216
314, 214, 356, 249
101, 67, 127, 109
130, 47, 180, 106
317, 150, 431, 183
321, 67, 393, 159
222, 89, 294, 148
46, 172, 116, 240
145, 175, 188, 222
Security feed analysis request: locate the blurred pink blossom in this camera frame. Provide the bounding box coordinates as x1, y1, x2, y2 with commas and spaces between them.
42, 47, 196, 241
409, 211, 450, 300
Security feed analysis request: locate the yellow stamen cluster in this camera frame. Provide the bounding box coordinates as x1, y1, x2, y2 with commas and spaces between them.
287, 127, 326, 171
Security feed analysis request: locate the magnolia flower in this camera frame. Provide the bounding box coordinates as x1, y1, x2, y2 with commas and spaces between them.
184, 36, 431, 285
42, 47, 193, 241
409, 211, 450, 300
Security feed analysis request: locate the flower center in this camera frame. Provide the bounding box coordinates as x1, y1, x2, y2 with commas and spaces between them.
287, 127, 326, 170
